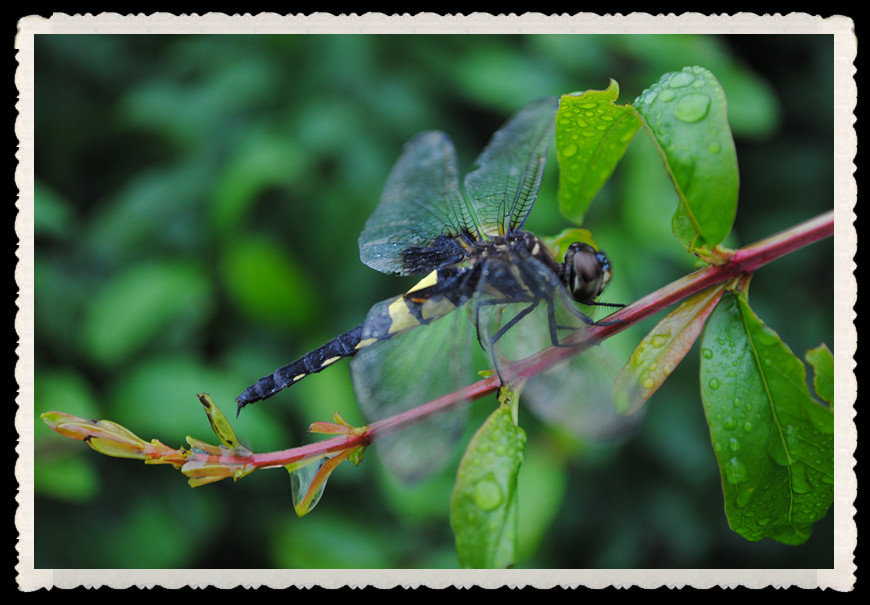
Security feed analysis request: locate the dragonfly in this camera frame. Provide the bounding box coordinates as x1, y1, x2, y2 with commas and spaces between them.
237, 96, 631, 480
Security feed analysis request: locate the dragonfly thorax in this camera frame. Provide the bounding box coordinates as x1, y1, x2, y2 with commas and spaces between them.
563, 242, 612, 305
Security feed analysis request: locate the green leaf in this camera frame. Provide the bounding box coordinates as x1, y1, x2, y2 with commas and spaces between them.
699, 292, 834, 545
516, 441, 567, 562
633, 66, 739, 251
806, 344, 834, 406
613, 283, 726, 415
80, 260, 213, 366
209, 126, 310, 236
220, 237, 318, 330
450, 402, 527, 569
556, 80, 643, 224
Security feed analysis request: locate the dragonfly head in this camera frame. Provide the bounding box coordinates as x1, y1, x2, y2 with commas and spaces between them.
563, 242, 612, 305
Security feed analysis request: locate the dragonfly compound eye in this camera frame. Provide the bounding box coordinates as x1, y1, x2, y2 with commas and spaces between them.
565, 242, 612, 304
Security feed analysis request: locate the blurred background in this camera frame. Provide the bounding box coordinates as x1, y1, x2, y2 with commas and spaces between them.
31, 33, 835, 569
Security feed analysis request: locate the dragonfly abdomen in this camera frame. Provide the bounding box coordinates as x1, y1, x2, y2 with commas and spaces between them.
236, 269, 466, 412
236, 324, 365, 410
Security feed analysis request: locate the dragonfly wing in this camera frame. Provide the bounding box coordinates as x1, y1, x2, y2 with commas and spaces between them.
524, 287, 642, 441
463, 96, 559, 236
350, 298, 477, 482
358, 131, 472, 276
523, 345, 642, 442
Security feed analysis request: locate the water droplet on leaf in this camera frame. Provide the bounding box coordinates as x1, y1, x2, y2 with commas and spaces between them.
674, 93, 711, 123
473, 478, 503, 511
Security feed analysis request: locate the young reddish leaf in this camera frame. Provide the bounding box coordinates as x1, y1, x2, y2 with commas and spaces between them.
180, 436, 256, 486
286, 447, 363, 517
181, 458, 239, 487
197, 393, 243, 449
613, 283, 727, 414
40, 411, 186, 466
308, 412, 367, 436
41, 403, 258, 488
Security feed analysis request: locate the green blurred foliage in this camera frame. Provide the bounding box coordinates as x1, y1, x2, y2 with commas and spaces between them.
32, 34, 834, 569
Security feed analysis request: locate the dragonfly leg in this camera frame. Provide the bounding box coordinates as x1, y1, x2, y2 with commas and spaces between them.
545, 293, 627, 349
472, 298, 540, 387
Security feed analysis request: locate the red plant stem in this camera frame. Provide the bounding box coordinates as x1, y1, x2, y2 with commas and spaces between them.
245, 210, 834, 470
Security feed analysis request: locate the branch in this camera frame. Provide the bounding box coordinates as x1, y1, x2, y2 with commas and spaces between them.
43, 211, 834, 479
231, 209, 835, 467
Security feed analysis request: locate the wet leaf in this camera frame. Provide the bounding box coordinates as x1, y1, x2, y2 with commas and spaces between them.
806, 343, 834, 406
613, 283, 726, 414
699, 292, 833, 545
450, 402, 526, 569
633, 66, 739, 251
556, 80, 642, 224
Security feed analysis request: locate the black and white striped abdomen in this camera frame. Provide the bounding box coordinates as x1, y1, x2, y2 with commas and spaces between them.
235, 268, 466, 412
236, 325, 366, 408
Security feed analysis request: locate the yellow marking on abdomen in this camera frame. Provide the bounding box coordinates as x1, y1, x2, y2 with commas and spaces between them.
421, 297, 456, 321
293, 374, 306, 382
387, 297, 420, 334
406, 269, 439, 294
320, 356, 341, 368
356, 337, 378, 349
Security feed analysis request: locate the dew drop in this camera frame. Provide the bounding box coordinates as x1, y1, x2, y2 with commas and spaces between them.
724, 457, 748, 484
708, 378, 720, 390
650, 333, 669, 348
674, 93, 711, 123
669, 71, 695, 88
702, 348, 713, 359
473, 478, 503, 511
656, 121, 672, 136
561, 143, 578, 158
